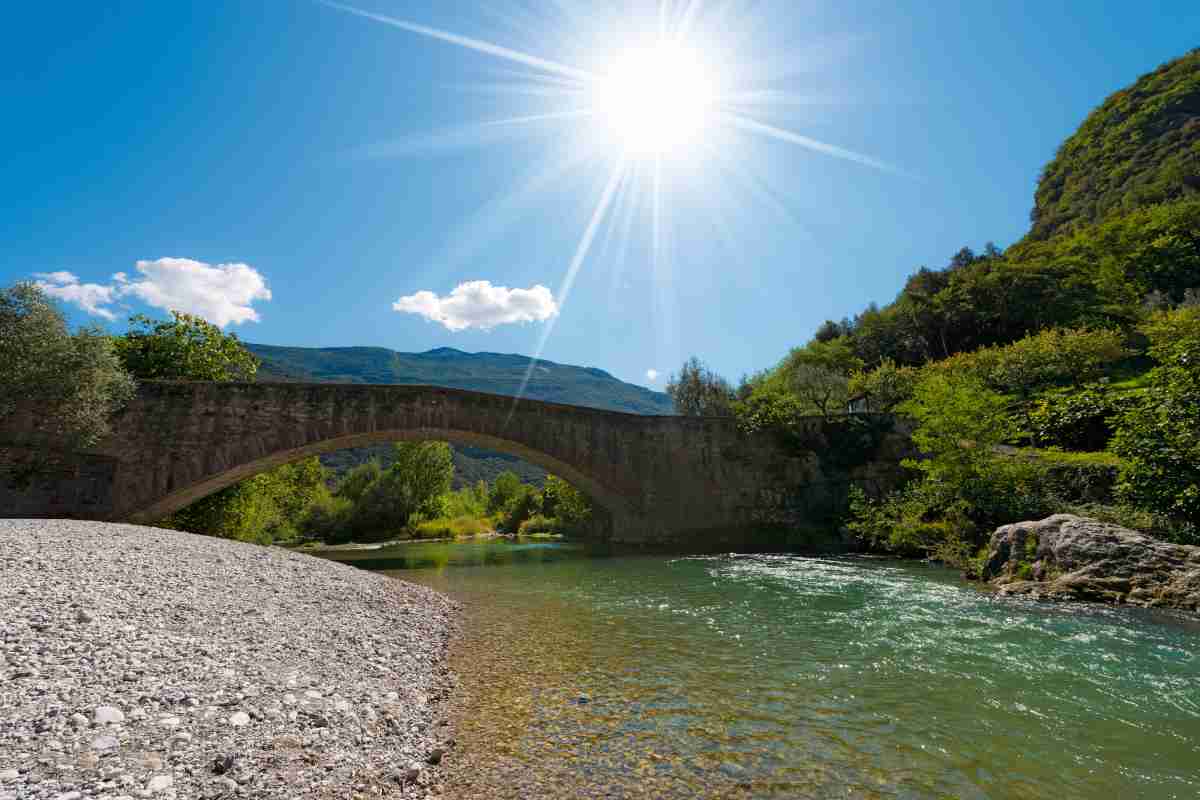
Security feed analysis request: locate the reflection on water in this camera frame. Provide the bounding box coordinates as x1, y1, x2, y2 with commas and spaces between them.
329, 539, 1200, 799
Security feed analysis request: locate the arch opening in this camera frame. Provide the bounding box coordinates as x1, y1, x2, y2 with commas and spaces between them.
125, 427, 633, 536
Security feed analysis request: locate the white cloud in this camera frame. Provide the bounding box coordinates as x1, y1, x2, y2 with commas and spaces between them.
394, 280, 558, 332
32, 258, 272, 328
34, 271, 119, 320
645, 369, 659, 382
116, 258, 271, 327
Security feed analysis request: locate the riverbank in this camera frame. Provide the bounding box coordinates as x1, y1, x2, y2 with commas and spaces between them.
0, 520, 457, 799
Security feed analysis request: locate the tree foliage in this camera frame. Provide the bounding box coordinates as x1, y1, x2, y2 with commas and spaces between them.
0, 282, 134, 450
666, 356, 735, 416
353, 442, 455, 535
165, 457, 331, 543
115, 312, 259, 381
1111, 309, 1200, 525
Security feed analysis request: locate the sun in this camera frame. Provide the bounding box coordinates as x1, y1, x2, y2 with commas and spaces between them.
591, 42, 717, 157
322, 0, 901, 404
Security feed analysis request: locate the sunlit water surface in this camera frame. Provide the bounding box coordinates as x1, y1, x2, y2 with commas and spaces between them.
338, 539, 1198, 799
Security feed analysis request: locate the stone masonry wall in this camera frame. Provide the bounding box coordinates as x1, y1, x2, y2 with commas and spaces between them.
0, 382, 912, 546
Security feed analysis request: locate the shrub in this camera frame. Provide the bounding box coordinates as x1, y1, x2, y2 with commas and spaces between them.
1111, 308, 1200, 525
488, 471, 523, 513
498, 485, 542, 534
1028, 383, 1136, 450
848, 358, 920, 412
517, 514, 559, 536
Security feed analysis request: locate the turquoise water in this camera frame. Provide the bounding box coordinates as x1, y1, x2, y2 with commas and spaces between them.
334, 540, 1200, 798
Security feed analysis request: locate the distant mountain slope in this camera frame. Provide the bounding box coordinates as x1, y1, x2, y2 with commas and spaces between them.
246, 343, 673, 415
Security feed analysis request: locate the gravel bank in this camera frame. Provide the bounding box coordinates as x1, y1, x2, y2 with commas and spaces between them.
0, 520, 458, 799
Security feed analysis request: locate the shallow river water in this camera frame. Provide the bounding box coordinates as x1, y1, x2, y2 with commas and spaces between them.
336, 539, 1199, 799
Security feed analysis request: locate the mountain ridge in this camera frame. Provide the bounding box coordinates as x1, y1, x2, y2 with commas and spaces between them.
245, 342, 673, 415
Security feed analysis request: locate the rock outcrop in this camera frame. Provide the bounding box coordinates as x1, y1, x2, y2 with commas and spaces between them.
981, 514, 1200, 611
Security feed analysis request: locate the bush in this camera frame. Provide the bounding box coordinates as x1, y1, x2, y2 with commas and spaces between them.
301, 493, 354, 544
488, 471, 523, 513
1111, 309, 1200, 525
498, 485, 542, 534
540, 474, 590, 528
1028, 383, 1136, 450
848, 358, 920, 412
517, 514, 559, 536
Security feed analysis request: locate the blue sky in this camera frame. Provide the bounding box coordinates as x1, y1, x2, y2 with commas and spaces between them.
2, 1, 1198, 389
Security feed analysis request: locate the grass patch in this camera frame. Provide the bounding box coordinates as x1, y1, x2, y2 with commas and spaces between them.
409, 515, 496, 540
1024, 448, 1122, 468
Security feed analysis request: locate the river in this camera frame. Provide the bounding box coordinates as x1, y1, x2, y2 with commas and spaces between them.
327, 538, 1200, 799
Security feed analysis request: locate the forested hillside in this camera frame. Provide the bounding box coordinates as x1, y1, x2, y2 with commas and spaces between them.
1030, 49, 1200, 241
716, 49, 1200, 564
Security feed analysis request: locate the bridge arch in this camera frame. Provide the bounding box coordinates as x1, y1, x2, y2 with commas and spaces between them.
1, 380, 914, 546
125, 427, 633, 527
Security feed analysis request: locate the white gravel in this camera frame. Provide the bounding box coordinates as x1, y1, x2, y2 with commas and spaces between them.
0, 520, 458, 799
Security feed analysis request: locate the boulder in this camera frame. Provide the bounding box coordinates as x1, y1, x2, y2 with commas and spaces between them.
981, 514, 1200, 611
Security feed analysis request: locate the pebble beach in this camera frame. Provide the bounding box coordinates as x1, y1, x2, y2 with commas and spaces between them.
0, 520, 458, 799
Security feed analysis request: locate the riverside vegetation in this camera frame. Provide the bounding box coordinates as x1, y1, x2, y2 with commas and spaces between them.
667, 49, 1200, 570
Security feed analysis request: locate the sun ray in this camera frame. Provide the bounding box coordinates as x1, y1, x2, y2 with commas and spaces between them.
675, 0, 705, 40
719, 112, 905, 175
507, 156, 629, 423
322, 0, 912, 396
351, 110, 597, 158
421, 144, 600, 282
321, 1, 596, 84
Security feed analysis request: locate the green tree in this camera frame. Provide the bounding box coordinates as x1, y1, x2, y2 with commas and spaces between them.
498, 484, 542, 534
353, 442, 455, 535
337, 459, 383, 505
848, 358, 920, 412
540, 474, 591, 527
488, 470, 523, 513
0, 282, 134, 451
166, 456, 329, 543
666, 356, 736, 416
778, 338, 862, 417
115, 312, 259, 381
119, 310, 265, 535
850, 372, 1053, 564
1111, 309, 1200, 524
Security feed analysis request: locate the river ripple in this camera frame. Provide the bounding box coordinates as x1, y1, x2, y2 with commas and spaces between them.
363, 540, 1200, 799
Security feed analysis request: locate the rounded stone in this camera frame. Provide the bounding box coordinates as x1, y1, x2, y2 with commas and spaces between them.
91, 734, 119, 752
146, 774, 173, 794
94, 706, 125, 726
227, 711, 251, 727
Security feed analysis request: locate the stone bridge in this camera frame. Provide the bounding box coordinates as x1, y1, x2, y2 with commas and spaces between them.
0, 382, 912, 547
